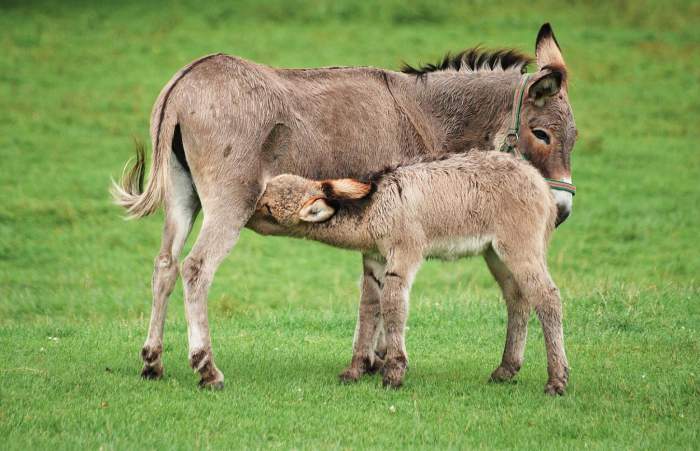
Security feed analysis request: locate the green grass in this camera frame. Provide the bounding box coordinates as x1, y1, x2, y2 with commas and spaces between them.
1, 0, 699, 449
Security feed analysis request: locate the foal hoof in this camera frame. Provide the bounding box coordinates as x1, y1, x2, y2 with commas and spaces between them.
381, 356, 407, 389
382, 377, 403, 389
338, 367, 362, 384
199, 379, 224, 391
367, 355, 385, 374
140, 364, 163, 380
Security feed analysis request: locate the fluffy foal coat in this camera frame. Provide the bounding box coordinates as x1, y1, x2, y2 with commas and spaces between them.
250, 151, 569, 394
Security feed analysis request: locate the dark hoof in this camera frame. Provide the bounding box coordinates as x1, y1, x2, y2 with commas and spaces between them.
489, 365, 518, 383
141, 345, 162, 365
339, 368, 362, 384
366, 356, 385, 374
382, 377, 403, 389
544, 380, 566, 396
199, 379, 224, 390
141, 364, 163, 380
191, 349, 224, 390
339, 355, 380, 383
380, 356, 407, 388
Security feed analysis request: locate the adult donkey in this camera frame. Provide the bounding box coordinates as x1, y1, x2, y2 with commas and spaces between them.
113, 23, 577, 389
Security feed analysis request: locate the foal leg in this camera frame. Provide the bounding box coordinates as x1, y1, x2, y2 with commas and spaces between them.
484, 247, 531, 383
507, 257, 569, 395
340, 255, 385, 383
373, 320, 387, 362
141, 157, 199, 379
379, 250, 422, 388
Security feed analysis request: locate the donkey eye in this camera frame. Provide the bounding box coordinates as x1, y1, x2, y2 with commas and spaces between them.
532, 129, 551, 145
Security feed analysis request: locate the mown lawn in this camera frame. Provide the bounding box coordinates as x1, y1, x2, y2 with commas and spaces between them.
1, 0, 699, 449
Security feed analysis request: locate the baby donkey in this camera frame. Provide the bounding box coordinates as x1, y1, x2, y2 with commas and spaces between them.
251, 151, 569, 395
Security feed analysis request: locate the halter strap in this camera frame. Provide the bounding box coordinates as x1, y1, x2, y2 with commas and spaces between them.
500, 73, 576, 196
499, 73, 530, 156
545, 178, 576, 195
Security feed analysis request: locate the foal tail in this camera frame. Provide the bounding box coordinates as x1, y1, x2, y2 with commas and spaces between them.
111, 53, 222, 219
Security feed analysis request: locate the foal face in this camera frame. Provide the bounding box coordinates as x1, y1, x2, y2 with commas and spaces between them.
257, 175, 323, 226
257, 175, 373, 226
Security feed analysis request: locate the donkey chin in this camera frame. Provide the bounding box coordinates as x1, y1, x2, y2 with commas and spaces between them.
553, 184, 573, 227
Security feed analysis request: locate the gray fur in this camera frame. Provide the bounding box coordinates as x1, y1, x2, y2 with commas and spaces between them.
111, 24, 575, 389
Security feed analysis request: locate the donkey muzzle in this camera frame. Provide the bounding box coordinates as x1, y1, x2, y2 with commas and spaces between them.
553, 189, 573, 227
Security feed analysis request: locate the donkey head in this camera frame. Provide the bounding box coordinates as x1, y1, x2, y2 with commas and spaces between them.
518, 24, 577, 225
257, 174, 372, 226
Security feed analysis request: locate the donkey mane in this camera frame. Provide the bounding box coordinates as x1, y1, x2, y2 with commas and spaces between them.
401, 47, 532, 77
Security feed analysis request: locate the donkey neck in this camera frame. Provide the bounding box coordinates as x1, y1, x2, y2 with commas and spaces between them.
406, 71, 520, 153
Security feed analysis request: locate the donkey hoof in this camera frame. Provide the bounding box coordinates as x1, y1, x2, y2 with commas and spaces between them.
140, 364, 163, 380
141, 345, 162, 365
544, 380, 566, 396
489, 365, 518, 383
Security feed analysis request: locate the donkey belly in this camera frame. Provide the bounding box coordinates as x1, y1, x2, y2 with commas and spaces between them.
425, 235, 492, 260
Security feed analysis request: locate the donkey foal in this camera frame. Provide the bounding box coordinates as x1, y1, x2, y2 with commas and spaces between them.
250, 151, 569, 394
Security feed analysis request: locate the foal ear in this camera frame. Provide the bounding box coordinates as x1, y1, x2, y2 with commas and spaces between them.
320, 179, 373, 200
535, 23, 566, 69
299, 198, 336, 223
528, 69, 564, 106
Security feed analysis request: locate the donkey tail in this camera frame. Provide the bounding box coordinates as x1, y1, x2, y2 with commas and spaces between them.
111, 53, 223, 219
110, 96, 176, 219
111, 67, 182, 219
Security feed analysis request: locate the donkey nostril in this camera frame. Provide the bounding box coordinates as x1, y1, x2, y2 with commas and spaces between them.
555, 207, 571, 227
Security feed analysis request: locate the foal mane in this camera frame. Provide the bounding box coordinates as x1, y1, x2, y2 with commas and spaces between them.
401, 47, 532, 77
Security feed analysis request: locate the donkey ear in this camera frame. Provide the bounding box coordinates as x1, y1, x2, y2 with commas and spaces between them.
535, 23, 566, 69
528, 69, 564, 106
321, 179, 372, 200
299, 198, 336, 223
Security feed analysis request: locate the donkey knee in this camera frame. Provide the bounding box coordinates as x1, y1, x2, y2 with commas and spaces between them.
155, 252, 174, 269
533, 284, 561, 310
153, 253, 178, 293
181, 256, 205, 288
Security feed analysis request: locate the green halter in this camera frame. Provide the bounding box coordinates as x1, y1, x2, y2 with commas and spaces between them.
501, 73, 576, 196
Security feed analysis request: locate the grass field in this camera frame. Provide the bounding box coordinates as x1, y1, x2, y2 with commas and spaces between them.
1, 0, 699, 449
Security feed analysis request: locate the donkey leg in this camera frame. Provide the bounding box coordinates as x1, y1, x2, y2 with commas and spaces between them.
181, 190, 259, 389
379, 251, 422, 388
340, 255, 385, 383
508, 258, 569, 395
141, 157, 199, 379
484, 248, 531, 383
